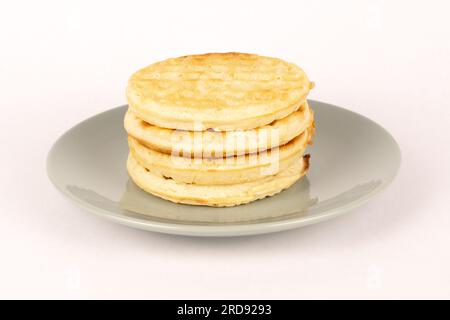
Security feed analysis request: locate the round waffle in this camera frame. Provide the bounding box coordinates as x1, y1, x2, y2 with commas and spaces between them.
127, 153, 310, 207
128, 125, 313, 185
126, 53, 312, 131
125, 102, 313, 157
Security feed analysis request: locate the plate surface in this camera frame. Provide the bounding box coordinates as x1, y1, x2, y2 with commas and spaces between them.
47, 100, 401, 237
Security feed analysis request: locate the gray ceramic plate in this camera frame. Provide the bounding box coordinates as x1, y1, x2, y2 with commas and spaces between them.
47, 100, 401, 237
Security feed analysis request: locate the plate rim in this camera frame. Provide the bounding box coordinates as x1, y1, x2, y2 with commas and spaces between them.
47, 100, 401, 237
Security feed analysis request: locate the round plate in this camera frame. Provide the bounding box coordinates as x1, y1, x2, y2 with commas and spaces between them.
47, 100, 401, 237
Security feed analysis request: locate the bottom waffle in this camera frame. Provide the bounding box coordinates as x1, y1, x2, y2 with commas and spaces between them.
127, 153, 310, 207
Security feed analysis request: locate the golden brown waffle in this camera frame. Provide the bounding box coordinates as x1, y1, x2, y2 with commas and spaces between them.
127, 153, 310, 207
128, 124, 314, 185
126, 53, 312, 131
125, 102, 314, 157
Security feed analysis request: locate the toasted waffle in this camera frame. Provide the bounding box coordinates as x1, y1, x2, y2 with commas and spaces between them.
126, 53, 312, 131
127, 153, 310, 207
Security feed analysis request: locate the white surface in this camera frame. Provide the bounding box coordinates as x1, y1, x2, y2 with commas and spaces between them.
0, 0, 449, 299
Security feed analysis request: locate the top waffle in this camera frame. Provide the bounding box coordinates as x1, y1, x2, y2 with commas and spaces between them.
126, 53, 312, 131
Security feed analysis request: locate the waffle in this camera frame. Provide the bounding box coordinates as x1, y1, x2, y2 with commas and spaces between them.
126, 53, 312, 131
128, 125, 313, 185
125, 102, 314, 157
127, 153, 310, 207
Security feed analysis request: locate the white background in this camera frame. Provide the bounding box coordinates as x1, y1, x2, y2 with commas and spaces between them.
1, 0, 449, 299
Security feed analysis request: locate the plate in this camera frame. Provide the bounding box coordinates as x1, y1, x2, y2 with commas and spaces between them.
47, 100, 401, 237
